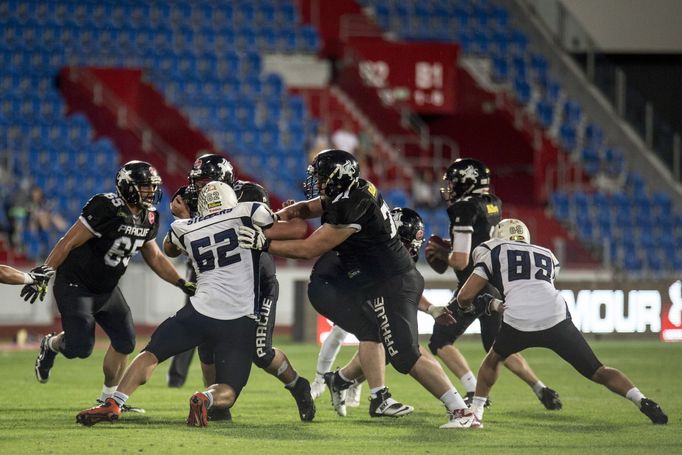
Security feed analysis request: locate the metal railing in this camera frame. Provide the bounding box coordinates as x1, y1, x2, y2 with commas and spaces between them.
67, 68, 193, 176
520, 0, 682, 183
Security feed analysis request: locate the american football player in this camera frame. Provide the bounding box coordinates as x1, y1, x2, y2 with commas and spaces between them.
458, 219, 667, 426
28, 160, 194, 413
76, 181, 273, 426
166, 153, 235, 389
197, 180, 315, 422
425, 158, 561, 410
238, 149, 478, 428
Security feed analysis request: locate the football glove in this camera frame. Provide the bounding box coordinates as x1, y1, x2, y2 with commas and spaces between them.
20, 282, 48, 304
426, 304, 456, 326
27, 265, 55, 284
476, 293, 506, 315
176, 279, 197, 296
237, 225, 270, 251
447, 291, 477, 315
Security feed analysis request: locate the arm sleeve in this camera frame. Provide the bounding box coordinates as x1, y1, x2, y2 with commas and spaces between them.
251, 203, 276, 230
447, 200, 477, 239
79, 194, 119, 237
168, 221, 188, 253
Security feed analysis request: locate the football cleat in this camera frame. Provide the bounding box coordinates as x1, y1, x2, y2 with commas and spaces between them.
369, 388, 413, 417
76, 398, 121, 426
97, 399, 146, 414
440, 408, 483, 429
35, 333, 58, 383
464, 392, 491, 408
640, 398, 668, 424
346, 382, 362, 407
208, 406, 232, 421
289, 377, 316, 422
187, 392, 210, 427
539, 387, 562, 410
310, 377, 326, 400
323, 370, 351, 417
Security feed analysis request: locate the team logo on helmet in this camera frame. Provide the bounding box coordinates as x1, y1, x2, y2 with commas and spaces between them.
459, 165, 479, 182
337, 160, 358, 179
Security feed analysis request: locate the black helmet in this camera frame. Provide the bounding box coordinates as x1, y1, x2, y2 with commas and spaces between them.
304, 149, 359, 200
115, 160, 162, 208
391, 207, 425, 261
440, 158, 490, 203
188, 153, 235, 188
234, 180, 270, 206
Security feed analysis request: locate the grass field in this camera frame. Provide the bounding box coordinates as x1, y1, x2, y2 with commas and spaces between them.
0, 338, 679, 454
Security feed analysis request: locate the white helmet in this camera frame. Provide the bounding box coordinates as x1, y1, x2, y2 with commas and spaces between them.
197, 181, 238, 216
494, 218, 531, 243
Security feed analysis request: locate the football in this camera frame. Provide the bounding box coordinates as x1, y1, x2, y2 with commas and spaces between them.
425, 235, 451, 274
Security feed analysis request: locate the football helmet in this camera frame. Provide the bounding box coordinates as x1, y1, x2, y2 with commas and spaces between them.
391, 207, 425, 261
115, 160, 162, 208
494, 218, 531, 243
440, 158, 490, 203
188, 153, 235, 189
304, 149, 359, 200
234, 180, 270, 207
197, 181, 238, 216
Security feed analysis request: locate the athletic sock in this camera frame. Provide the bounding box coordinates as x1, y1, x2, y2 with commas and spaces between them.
471, 396, 487, 420
99, 385, 117, 402
532, 381, 546, 398
111, 391, 128, 407
48, 335, 59, 353
626, 387, 645, 407
459, 371, 477, 394
316, 326, 345, 377
440, 388, 467, 412
369, 386, 386, 399
284, 374, 300, 389
203, 390, 214, 409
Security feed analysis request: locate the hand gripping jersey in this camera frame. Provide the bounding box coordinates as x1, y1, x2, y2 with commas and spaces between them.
447, 193, 502, 284
59, 193, 159, 293
471, 238, 566, 331
321, 178, 414, 287
167, 202, 275, 320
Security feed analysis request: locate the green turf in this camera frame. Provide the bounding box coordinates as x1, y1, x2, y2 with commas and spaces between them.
0, 339, 678, 454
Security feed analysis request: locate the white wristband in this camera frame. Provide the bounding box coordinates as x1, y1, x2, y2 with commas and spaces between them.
23, 272, 34, 284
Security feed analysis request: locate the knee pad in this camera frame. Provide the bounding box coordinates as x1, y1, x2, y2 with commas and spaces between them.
111, 337, 136, 355
253, 347, 276, 369
388, 347, 421, 374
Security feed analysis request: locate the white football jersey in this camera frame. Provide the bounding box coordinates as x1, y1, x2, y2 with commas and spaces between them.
168, 202, 275, 320
471, 238, 567, 331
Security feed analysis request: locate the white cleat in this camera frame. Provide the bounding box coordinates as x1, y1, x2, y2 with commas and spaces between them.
310, 378, 327, 400
439, 408, 483, 429
346, 382, 362, 407
324, 371, 348, 417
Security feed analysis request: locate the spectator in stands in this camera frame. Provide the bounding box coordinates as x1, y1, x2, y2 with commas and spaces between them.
413, 171, 440, 209
308, 124, 331, 163
8, 178, 31, 254
331, 121, 359, 156
27, 186, 67, 257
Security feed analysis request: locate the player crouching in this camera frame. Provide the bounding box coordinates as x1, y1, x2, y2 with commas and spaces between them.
457, 219, 668, 427
77, 181, 274, 426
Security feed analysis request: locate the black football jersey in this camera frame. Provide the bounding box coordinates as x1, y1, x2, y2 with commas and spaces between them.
58, 193, 160, 293
447, 193, 502, 284
321, 179, 414, 287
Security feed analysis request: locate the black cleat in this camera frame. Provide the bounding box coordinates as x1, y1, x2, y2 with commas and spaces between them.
464, 391, 491, 408
539, 387, 562, 410
640, 398, 668, 424
369, 387, 413, 417
207, 406, 232, 421
289, 377, 316, 422
323, 370, 352, 417
35, 333, 58, 383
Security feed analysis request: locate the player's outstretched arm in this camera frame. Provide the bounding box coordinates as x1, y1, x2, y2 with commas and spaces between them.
265, 217, 308, 240
0, 265, 40, 285
275, 197, 323, 221
140, 241, 194, 295
418, 294, 456, 326
239, 223, 354, 259
455, 274, 488, 310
